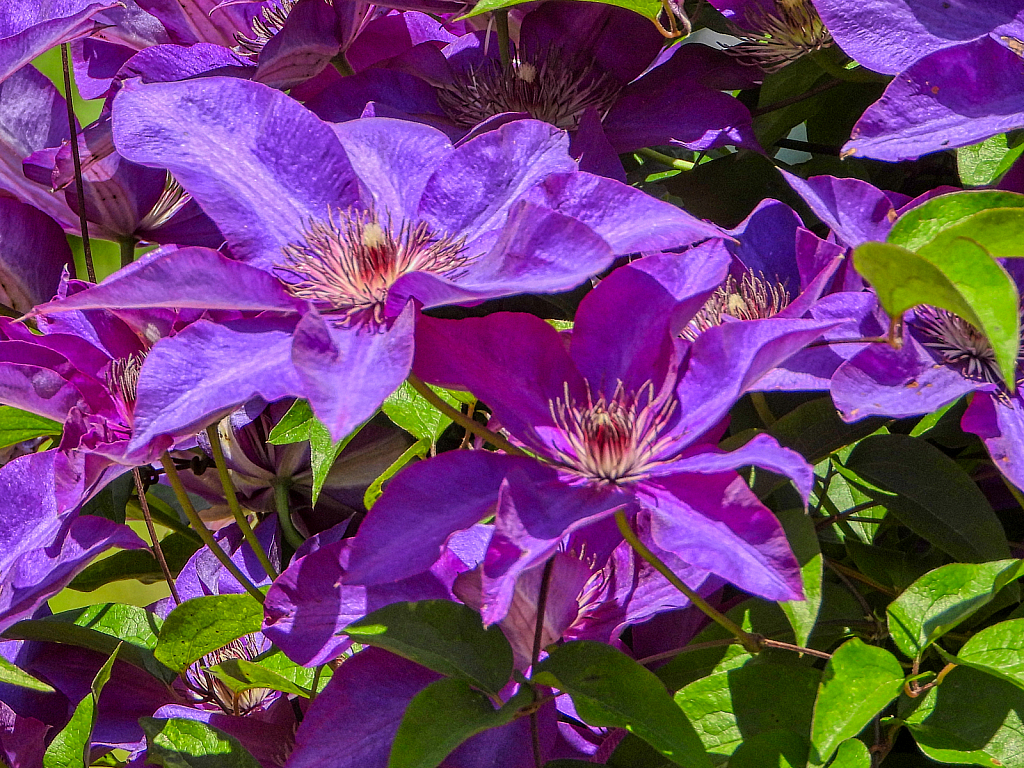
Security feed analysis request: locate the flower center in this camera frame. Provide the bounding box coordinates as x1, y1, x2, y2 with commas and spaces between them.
234, 0, 297, 57
437, 50, 620, 130
183, 634, 274, 716
548, 381, 677, 484
725, 0, 833, 72
681, 271, 790, 341
137, 173, 191, 232
914, 306, 1020, 386
277, 208, 471, 328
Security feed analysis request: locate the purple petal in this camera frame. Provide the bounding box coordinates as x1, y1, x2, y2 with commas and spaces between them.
135, 0, 258, 46
263, 538, 450, 666
0, 197, 72, 310
845, 36, 1024, 161
640, 472, 802, 601
112, 77, 360, 268
963, 392, 1024, 490
570, 108, 626, 182
32, 247, 303, 314
252, 0, 340, 90
287, 648, 439, 768
812, 0, 1024, 75
344, 451, 541, 585
0, 340, 103, 423
305, 67, 446, 126
292, 304, 416, 442
522, 171, 723, 253
127, 316, 306, 460
779, 170, 895, 247
116, 42, 253, 84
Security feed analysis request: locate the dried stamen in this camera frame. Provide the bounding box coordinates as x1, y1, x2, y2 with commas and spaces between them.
277, 208, 471, 328
234, 0, 298, 57
437, 49, 620, 130
681, 271, 790, 341
183, 634, 273, 716
725, 0, 833, 72
548, 381, 678, 484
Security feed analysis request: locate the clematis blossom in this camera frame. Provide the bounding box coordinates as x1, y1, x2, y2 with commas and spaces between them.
37, 75, 722, 449
343, 249, 837, 622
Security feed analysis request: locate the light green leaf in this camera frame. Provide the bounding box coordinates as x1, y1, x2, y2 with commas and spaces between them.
363, 440, 428, 509
154, 595, 263, 673
534, 641, 711, 768
382, 381, 462, 445
204, 658, 312, 699
887, 190, 1024, 252
919, 207, 1024, 260
140, 717, 261, 768
809, 639, 904, 765
343, 600, 513, 696
947, 618, 1024, 693
829, 738, 871, 768
69, 532, 199, 592
463, 0, 663, 26
266, 399, 317, 445
43, 645, 119, 768
776, 508, 823, 648
958, 133, 1024, 187
887, 560, 1024, 660
727, 731, 808, 768
0, 656, 53, 692
0, 405, 61, 451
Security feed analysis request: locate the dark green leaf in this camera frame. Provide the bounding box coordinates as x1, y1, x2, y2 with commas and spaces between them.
946, 618, 1024, 693
829, 739, 871, 768
140, 717, 261, 768
343, 600, 513, 695
0, 656, 53, 692
754, 58, 829, 148
776, 508, 823, 647
843, 434, 1010, 562
0, 405, 60, 450
809, 638, 904, 765
154, 595, 263, 674
958, 133, 1024, 187
887, 189, 1024, 252
4, 603, 173, 684
534, 641, 711, 768
80, 472, 133, 524
363, 440, 428, 509
887, 560, 1024, 660
463, 0, 662, 25
389, 678, 525, 768
69, 532, 198, 592
43, 645, 119, 768
727, 731, 808, 768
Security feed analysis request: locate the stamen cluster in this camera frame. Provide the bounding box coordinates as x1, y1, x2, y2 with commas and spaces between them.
548, 381, 678, 484
106, 352, 146, 407
184, 634, 274, 716
234, 0, 299, 57
915, 306, 1018, 386
681, 271, 791, 341
278, 209, 471, 327
726, 0, 834, 72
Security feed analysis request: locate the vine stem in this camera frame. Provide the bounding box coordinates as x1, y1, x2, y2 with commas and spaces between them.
615, 510, 762, 654
160, 453, 265, 604
494, 9, 510, 68
637, 147, 695, 171
407, 375, 527, 456
119, 237, 136, 268
205, 426, 278, 581
133, 467, 181, 605
529, 558, 555, 768
273, 480, 306, 550
60, 43, 95, 283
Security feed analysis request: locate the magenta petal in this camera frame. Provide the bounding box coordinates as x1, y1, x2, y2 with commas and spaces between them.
127, 316, 306, 460
640, 473, 802, 601
287, 648, 440, 768
344, 451, 541, 585
292, 304, 416, 442
112, 77, 360, 268
32, 247, 303, 315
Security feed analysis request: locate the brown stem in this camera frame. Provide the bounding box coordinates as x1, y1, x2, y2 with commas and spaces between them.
530, 558, 555, 768
133, 467, 181, 605
61, 43, 95, 283
407, 375, 526, 456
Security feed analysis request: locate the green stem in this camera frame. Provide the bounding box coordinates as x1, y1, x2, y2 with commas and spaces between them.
119, 237, 136, 268
273, 480, 306, 551
206, 426, 278, 581
636, 147, 695, 171
160, 453, 265, 604
494, 10, 510, 68
615, 510, 762, 654
407, 374, 527, 456
750, 392, 775, 427
331, 50, 355, 77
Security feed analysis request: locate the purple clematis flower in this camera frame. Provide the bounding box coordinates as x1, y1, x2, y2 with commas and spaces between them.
0, 197, 74, 312
39, 75, 721, 447
809, 0, 1024, 159
708, 0, 835, 72
343, 250, 836, 621
304, 2, 762, 177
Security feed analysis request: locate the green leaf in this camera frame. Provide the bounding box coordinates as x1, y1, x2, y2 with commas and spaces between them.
140, 717, 261, 768
958, 133, 1024, 187
154, 594, 263, 674
255, 649, 327, 691
69, 532, 198, 591
342, 600, 513, 695
905, 665, 1024, 766
266, 399, 317, 444
887, 560, 1024, 660
727, 731, 809, 768
388, 678, 526, 768
776, 508, 823, 648
674, 662, 820, 758
204, 658, 312, 699
533, 641, 711, 768
843, 434, 1010, 563
0, 655, 53, 692
4, 603, 173, 684
909, 399, 959, 437
80, 471, 133, 524
463, 0, 662, 26
809, 638, 904, 765
382, 381, 460, 445
852, 239, 1021, 389
945, 618, 1024, 693
0, 405, 61, 450
887, 189, 1024, 252
828, 738, 872, 768
43, 644, 119, 768
919, 207, 1024, 261
364, 440, 428, 509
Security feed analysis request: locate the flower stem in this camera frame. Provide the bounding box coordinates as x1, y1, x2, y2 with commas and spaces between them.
494, 10, 510, 68
205, 425, 278, 581
160, 452, 265, 604
331, 50, 355, 77
530, 558, 555, 768
273, 480, 306, 550
119, 237, 136, 268
60, 43, 95, 283
637, 147, 695, 171
407, 375, 527, 456
133, 467, 181, 605
614, 510, 762, 654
